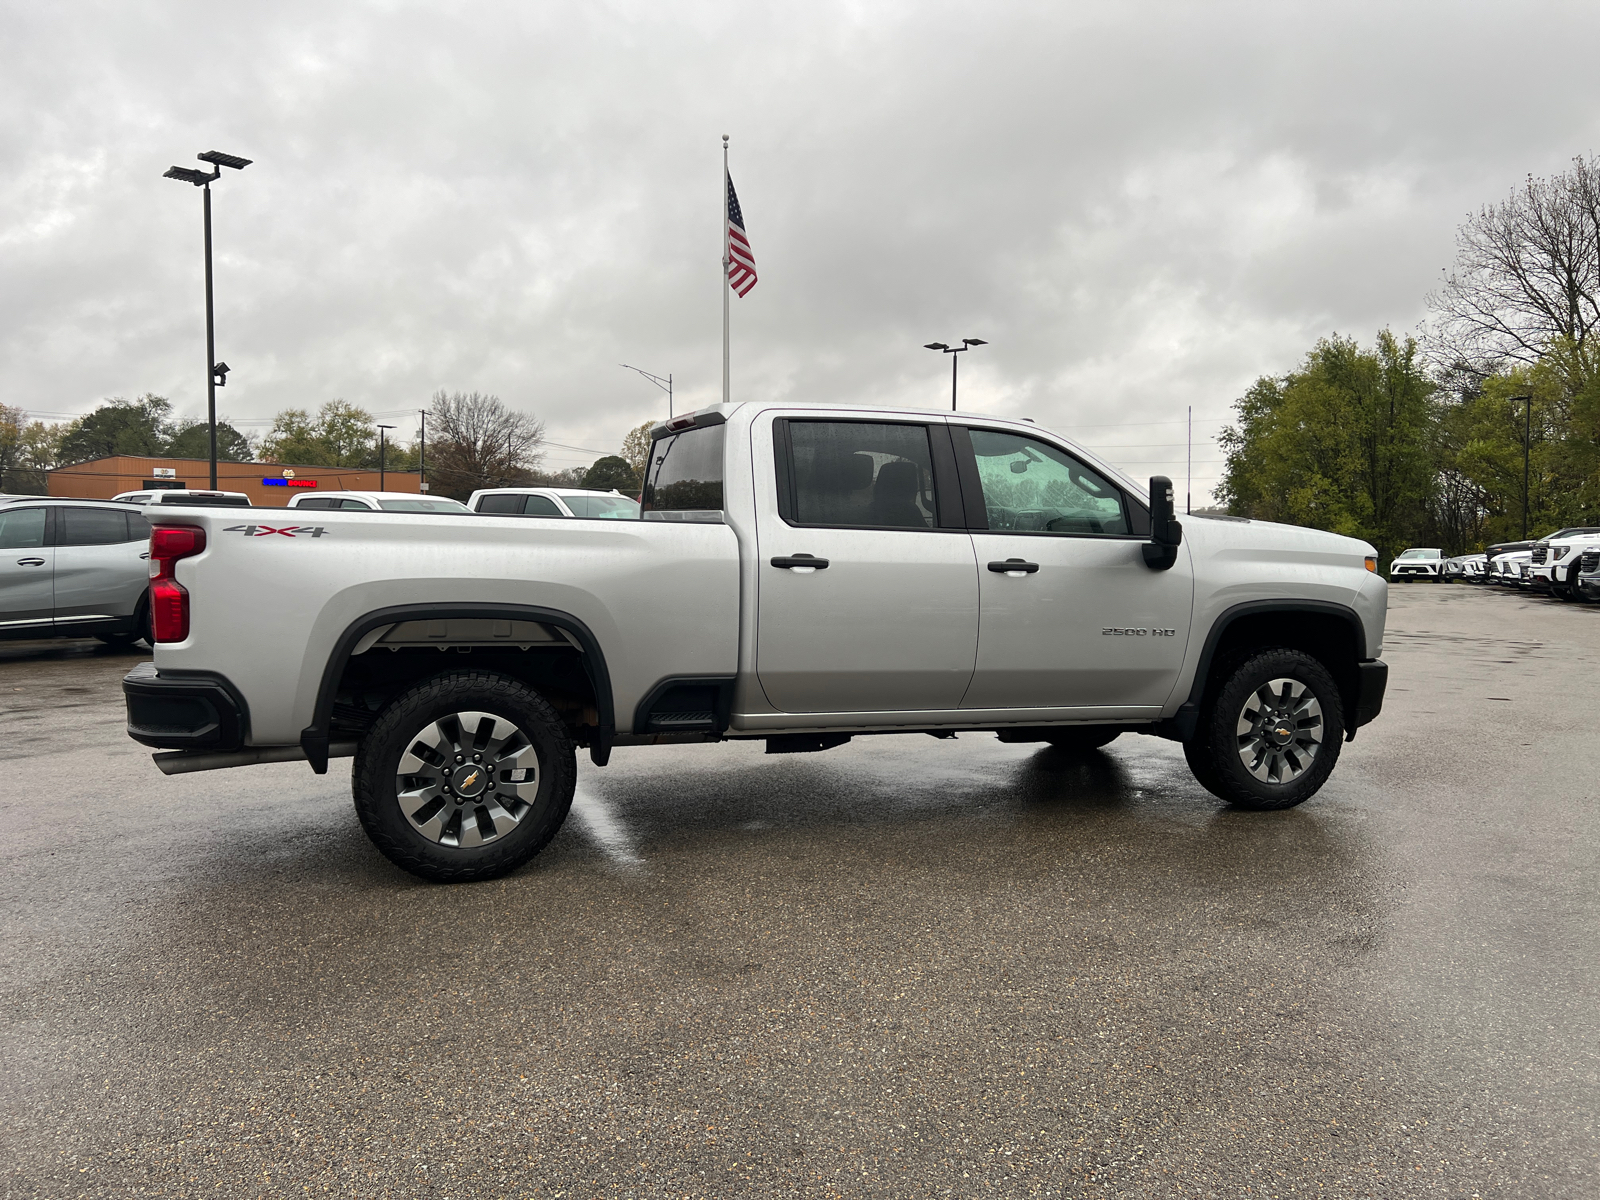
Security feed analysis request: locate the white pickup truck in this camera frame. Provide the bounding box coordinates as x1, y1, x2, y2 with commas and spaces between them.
124, 402, 1389, 882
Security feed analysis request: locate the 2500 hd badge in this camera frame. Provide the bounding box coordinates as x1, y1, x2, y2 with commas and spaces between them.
1102, 627, 1178, 636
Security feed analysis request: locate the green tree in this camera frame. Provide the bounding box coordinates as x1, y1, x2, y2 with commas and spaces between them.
582, 455, 639, 492
166, 420, 255, 462
620, 420, 655, 478
259, 400, 379, 467
56, 395, 173, 464
1218, 331, 1438, 562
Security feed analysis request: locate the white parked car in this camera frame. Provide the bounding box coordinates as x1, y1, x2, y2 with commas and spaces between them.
114, 488, 252, 507
1444, 553, 1487, 582
285, 491, 472, 514
1389, 547, 1443, 582
467, 487, 640, 520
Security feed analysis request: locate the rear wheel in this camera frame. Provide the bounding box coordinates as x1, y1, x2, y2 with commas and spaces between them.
96, 593, 152, 649
352, 671, 576, 883
1184, 649, 1343, 811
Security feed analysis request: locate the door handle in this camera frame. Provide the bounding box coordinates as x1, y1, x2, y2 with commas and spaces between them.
771, 554, 829, 570
987, 558, 1039, 574
139, 553, 150, 560
15, 558, 46, 567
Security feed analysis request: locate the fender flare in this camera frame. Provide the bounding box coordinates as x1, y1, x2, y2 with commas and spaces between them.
1159, 599, 1369, 742
298, 602, 616, 772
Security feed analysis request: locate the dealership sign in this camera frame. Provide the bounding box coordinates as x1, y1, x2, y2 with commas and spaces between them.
261, 478, 318, 488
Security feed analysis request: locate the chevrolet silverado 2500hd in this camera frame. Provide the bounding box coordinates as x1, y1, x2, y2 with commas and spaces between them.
124, 402, 1389, 882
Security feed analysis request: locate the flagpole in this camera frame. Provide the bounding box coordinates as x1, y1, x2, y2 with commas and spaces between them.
721, 134, 730, 407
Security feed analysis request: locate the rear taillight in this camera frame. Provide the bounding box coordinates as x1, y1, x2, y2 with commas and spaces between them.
148, 526, 206, 642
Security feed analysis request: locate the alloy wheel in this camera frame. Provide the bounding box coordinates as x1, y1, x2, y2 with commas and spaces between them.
1235, 678, 1323, 785
394, 710, 540, 847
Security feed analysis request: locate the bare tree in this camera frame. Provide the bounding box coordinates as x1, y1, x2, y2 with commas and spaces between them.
426, 391, 545, 499
1427, 155, 1600, 381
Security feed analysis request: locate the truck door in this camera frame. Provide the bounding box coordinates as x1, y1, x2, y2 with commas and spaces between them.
753, 417, 979, 713
954, 426, 1193, 713
0, 506, 53, 633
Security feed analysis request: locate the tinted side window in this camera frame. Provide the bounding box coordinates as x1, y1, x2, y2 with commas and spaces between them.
339, 499, 375, 510
968, 429, 1128, 535
786, 421, 936, 529
643, 426, 725, 513
0, 507, 46, 549
477, 494, 525, 515
125, 512, 150, 542
525, 495, 564, 516
60, 506, 131, 546
294, 497, 337, 509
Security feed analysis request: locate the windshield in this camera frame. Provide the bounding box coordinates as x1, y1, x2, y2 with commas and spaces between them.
376, 498, 471, 513
564, 495, 640, 519
1397, 549, 1439, 559
1548, 527, 1600, 539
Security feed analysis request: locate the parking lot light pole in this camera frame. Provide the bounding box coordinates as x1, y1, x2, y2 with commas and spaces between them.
923, 339, 987, 411
163, 150, 252, 490
1508, 394, 1533, 539
621, 364, 673, 420
377, 424, 395, 491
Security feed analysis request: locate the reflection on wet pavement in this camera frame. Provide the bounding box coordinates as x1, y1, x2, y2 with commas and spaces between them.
1, 589, 1596, 1198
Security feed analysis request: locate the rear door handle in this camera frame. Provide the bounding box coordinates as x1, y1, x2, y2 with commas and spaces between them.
987, 559, 1039, 574
16, 558, 46, 567
771, 554, 829, 570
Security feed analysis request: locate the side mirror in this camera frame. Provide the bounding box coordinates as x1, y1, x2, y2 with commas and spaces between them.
1142, 475, 1182, 571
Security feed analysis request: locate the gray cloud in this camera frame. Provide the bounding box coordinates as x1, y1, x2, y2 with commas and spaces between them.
4, 0, 1599, 495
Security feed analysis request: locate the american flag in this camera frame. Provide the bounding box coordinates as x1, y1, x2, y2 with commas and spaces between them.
726, 174, 757, 297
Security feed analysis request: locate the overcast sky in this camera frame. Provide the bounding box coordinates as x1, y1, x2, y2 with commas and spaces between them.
4, 1, 1600, 500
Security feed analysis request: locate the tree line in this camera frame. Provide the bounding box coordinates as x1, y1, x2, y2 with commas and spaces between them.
1219, 154, 1600, 563
0, 391, 659, 501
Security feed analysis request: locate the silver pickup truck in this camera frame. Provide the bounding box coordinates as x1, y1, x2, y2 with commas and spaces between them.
124, 402, 1389, 882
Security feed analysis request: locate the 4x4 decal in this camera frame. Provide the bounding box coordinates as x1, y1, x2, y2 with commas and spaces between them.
222, 524, 329, 538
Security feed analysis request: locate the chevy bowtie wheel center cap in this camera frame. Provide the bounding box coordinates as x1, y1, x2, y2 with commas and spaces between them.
451, 763, 491, 799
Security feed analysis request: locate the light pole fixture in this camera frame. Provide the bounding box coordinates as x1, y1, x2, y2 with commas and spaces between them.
377, 424, 395, 491
621, 364, 673, 419
924, 339, 987, 411
1508, 394, 1533, 539
163, 149, 252, 490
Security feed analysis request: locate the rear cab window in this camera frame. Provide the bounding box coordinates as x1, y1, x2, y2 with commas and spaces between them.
643, 424, 725, 520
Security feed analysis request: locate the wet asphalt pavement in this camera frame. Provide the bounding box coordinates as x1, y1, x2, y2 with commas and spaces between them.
1, 584, 1597, 1199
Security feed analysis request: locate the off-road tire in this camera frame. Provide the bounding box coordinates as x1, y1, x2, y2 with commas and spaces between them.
1046, 727, 1122, 754
1184, 648, 1343, 811
352, 670, 576, 883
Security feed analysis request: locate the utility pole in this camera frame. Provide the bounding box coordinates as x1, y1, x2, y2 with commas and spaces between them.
1187, 405, 1192, 515
418, 410, 428, 492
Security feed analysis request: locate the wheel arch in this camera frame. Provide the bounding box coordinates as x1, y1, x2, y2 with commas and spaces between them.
299, 603, 616, 773
1164, 600, 1368, 742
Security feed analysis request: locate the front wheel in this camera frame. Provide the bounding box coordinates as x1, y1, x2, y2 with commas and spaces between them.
352, 671, 576, 883
1184, 649, 1344, 811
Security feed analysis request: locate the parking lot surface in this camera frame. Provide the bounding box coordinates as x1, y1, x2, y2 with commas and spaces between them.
2, 584, 1597, 1198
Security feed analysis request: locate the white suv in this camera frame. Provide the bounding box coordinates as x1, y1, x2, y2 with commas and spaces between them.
114, 488, 252, 507
1527, 529, 1600, 598
468, 487, 640, 520
1389, 547, 1443, 582
285, 491, 472, 514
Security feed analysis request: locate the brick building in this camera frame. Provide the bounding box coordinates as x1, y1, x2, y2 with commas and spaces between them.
48, 455, 423, 506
